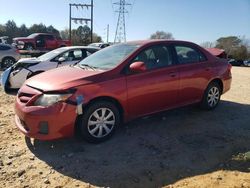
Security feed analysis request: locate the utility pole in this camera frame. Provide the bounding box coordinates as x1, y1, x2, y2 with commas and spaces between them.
91, 0, 93, 43
113, 0, 131, 43
69, 1, 94, 43
107, 24, 109, 43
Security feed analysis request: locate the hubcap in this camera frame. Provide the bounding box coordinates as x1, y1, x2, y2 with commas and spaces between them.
3, 59, 14, 68
87, 108, 115, 138
26, 45, 33, 50
207, 86, 220, 107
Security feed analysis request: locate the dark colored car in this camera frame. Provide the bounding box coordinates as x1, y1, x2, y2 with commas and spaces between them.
228, 59, 243, 66
14, 40, 232, 143
13, 33, 71, 51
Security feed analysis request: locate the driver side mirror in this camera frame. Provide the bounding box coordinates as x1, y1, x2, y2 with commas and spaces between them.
58, 57, 66, 64
129, 61, 147, 73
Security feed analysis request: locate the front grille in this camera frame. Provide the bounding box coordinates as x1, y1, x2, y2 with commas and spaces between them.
17, 85, 42, 105
18, 92, 35, 104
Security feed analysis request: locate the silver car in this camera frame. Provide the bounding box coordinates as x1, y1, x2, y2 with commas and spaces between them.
1, 46, 99, 92
0, 44, 20, 69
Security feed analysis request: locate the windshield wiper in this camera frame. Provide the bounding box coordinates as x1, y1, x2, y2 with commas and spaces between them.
78, 64, 97, 71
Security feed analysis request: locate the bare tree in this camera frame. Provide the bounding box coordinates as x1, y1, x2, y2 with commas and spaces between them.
200, 41, 215, 48
150, 31, 174, 39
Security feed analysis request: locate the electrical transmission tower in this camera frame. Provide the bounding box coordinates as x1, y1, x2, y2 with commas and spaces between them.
69, 1, 93, 43
113, 0, 131, 43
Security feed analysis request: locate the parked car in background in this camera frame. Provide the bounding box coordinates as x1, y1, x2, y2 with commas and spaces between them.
0, 36, 9, 44
88, 42, 110, 49
13, 33, 71, 51
1, 46, 99, 91
14, 40, 232, 143
0, 44, 20, 69
228, 59, 243, 66
243, 60, 250, 67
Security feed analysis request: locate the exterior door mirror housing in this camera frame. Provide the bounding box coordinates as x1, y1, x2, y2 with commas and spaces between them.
129, 61, 147, 73
58, 57, 66, 64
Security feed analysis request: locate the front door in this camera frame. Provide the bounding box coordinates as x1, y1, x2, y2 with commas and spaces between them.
126, 44, 179, 118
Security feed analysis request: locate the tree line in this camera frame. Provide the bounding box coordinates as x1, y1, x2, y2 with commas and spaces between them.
200, 36, 250, 61
0, 20, 102, 45
1, 20, 249, 60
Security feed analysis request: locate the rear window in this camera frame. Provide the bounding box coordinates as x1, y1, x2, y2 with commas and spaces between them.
175, 45, 207, 64
0, 45, 11, 51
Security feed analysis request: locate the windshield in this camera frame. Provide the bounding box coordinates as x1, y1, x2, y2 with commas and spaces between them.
78, 43, 140, 70
38, 48, 67, 61
27, 34, 39, 38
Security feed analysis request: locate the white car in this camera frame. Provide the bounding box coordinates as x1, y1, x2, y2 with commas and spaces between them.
1, 46, 99, 92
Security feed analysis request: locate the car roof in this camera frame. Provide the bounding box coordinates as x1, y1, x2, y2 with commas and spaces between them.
124, 39, 199, 46
59, 46, 100, 50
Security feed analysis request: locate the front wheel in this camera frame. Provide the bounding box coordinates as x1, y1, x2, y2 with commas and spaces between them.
201, 82, 221, 110
79, 101, 120, 143
25, 44, 34, 51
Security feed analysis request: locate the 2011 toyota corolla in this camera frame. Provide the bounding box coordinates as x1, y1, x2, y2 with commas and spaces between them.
15, 40, 232, 143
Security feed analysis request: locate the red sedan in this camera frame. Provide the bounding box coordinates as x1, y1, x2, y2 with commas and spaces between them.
14, 40, 232, 143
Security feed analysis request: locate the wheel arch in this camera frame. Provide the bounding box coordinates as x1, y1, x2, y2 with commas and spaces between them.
2, 56, 16, 61
74, 95, 125, 138
84, 96, 124, 121
208, 78, 224, 93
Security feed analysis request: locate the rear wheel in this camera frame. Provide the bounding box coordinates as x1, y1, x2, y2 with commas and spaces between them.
79, 101, 120, 143
201, 82, 221, 110
1, 57, 15, 69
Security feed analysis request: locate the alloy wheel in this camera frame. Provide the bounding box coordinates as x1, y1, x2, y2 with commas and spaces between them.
87, 107, 115, 138
207, 86, 220, 107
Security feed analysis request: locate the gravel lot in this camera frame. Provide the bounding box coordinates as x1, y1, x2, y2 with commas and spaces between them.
0, 66, 250, 188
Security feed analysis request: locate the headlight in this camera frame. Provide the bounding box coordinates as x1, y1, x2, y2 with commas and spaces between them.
34, 93, 73, 107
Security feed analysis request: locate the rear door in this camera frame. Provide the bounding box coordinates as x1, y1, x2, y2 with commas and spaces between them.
125, 44, 180, 118
174, 45, 212, 105
45, 35, 57, 50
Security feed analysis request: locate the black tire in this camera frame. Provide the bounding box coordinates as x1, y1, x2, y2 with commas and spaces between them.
1, 57, 16, 69
79, 101, 120, 143
25, 43, 34, 51
200, 82, 221, 110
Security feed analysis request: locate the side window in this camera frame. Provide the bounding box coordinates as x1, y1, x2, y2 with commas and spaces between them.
86, 49, 97, 56
0, 45, 11, 50
73, 50, 83, 61
133, 45, 173, 70
46, 35, 54, 41
175, 46, 207, 64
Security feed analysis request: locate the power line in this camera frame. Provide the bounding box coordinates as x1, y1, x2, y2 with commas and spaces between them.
113, 0, 131, 43
69, 1, 93, 43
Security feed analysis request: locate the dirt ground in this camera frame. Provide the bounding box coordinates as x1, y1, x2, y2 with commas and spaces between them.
0, 66, 250, 188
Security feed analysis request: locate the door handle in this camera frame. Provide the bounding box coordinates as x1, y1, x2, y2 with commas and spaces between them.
169, 72, 177, 77
205, 67, 211, 71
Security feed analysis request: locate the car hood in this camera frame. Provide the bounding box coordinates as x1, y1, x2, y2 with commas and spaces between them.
13, 37, 33, 41
17, 58, 41, 64
25, 66, 104, 91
